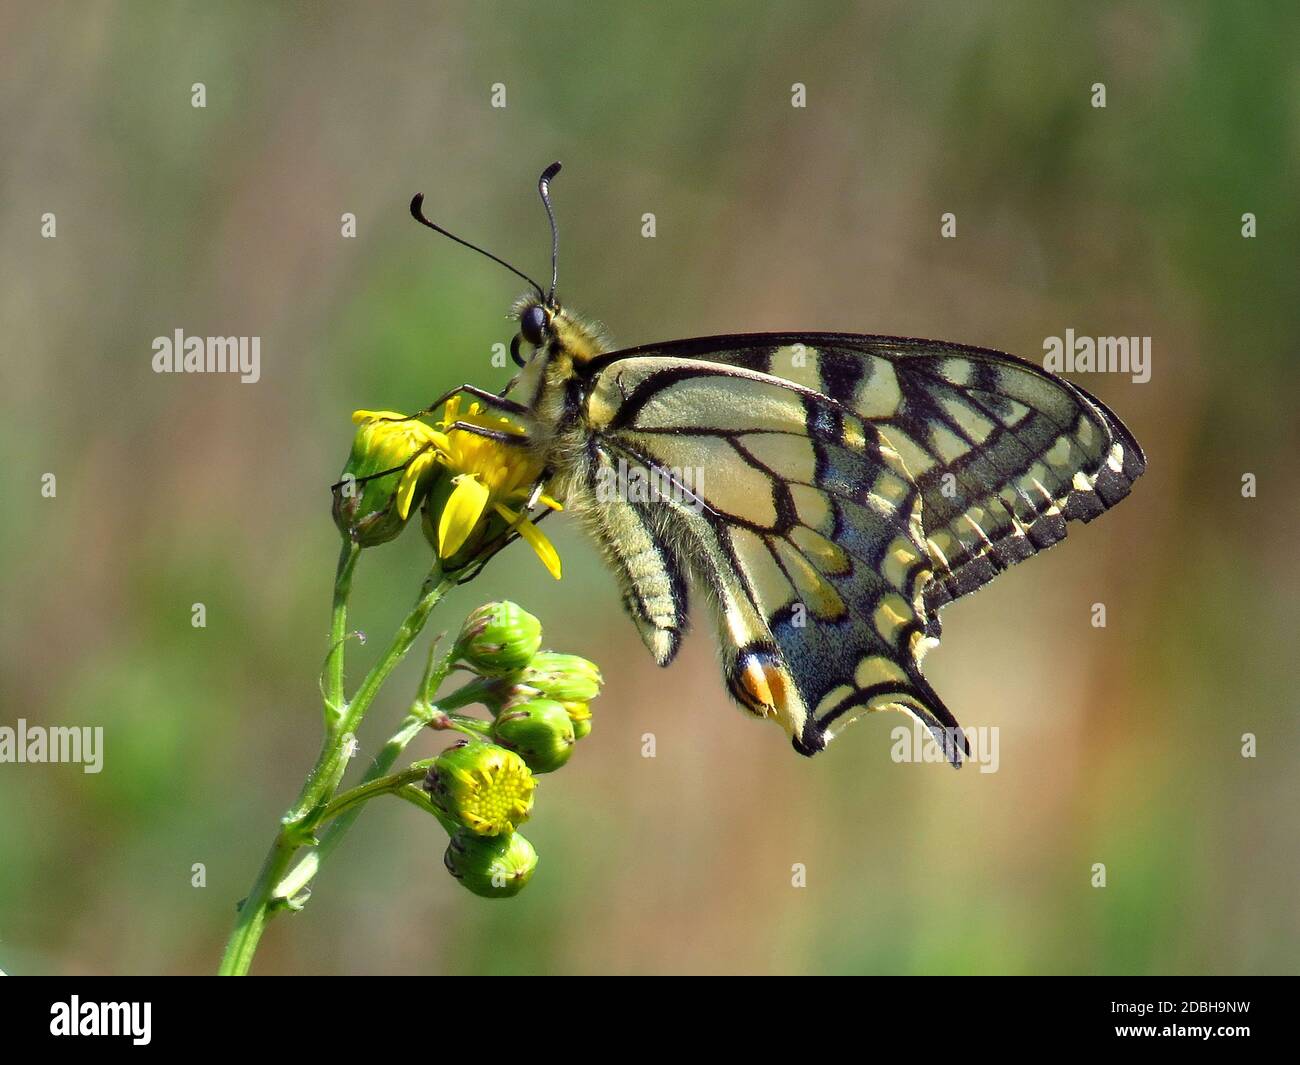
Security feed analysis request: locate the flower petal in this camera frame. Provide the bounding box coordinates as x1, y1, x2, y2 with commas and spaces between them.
437, 396, 462, 428
353, 409, 408, 424
496, 504, 562, 579
396, 451, 436, 519
438, 474, 490, 558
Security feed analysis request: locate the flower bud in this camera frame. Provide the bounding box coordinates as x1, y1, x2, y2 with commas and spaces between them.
491, 698, 575, 774
561, 699, 592, 740
333, 411, 442, 547
517, 652, 603, 703
424, 741, 535, 836
443, 830, 538, 898
455, 601, 542, 676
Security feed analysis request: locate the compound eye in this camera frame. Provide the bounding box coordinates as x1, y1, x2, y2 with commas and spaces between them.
520, 304, 548, 346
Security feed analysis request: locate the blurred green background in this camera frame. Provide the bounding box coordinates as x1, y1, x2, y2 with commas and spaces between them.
1, 1, 1297, 975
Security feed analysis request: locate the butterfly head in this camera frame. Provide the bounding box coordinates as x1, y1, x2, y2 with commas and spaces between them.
510, 295, 608, 368
518, 301, 552, 348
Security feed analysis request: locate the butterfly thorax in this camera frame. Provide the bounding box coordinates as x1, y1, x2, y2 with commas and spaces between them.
500, 303, 618, 524
547, 304, 609, 366
508, 300, 610, 454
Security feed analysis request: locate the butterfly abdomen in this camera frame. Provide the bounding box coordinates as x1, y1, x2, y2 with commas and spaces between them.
541, 423, 692, 668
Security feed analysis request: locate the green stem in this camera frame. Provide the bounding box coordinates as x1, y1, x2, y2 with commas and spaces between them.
285, 568, 450, 827
317, 764, 432, 826
273, 670, 466, 905
218, 562, 453, 976
325, 539, 361, 728
397, 782, 462, 836
274, 709, 435, 903
215, 832, 300, 978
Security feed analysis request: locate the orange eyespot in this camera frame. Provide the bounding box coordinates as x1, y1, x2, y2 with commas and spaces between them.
729, 651, 788, 719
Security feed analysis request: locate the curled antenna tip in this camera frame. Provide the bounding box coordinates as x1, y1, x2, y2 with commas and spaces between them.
538, 163, 562, 303
409, 192, 427, 219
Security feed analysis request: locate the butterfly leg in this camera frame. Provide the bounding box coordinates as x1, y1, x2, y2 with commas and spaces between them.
377, 385, 531, 422
452, 507, 557, 585
444, 419, 558, 516
525, 471, 554, 510
330, 421, 525, 493
330, 441, 439, 491
444, 421, 533, 445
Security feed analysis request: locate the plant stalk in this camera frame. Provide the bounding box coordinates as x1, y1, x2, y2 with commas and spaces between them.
218, 557, 451, 975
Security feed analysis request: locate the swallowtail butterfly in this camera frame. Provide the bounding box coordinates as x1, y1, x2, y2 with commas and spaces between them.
409, 164, 1145, 763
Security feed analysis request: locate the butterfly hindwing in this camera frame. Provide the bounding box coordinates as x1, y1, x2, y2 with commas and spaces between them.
581, 356, 971, 759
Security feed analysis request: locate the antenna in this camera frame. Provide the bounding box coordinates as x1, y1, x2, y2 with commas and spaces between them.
538, 161, 562, 304
408, 193, 545, 299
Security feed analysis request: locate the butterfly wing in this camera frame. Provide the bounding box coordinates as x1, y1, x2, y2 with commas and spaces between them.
591, 334, 1146, 618
574, 335, 1145, 759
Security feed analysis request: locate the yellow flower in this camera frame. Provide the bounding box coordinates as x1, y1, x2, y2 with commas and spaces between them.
333, 411, 444, 547
424, 742, 536, 837
344, 397, 564, 575
422, 396, 564, 579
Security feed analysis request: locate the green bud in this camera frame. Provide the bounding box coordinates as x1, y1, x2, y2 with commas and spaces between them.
456, 601, 542, 676
491, 698, 575, 774
517, 652, 603, 703
424, 741, 535, 836
332, 411, 442, 547
561, 699, 592, 740
443, 830, 538, 898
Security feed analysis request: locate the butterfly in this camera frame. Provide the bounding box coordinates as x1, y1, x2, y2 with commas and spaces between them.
409, 163, 1146, 764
